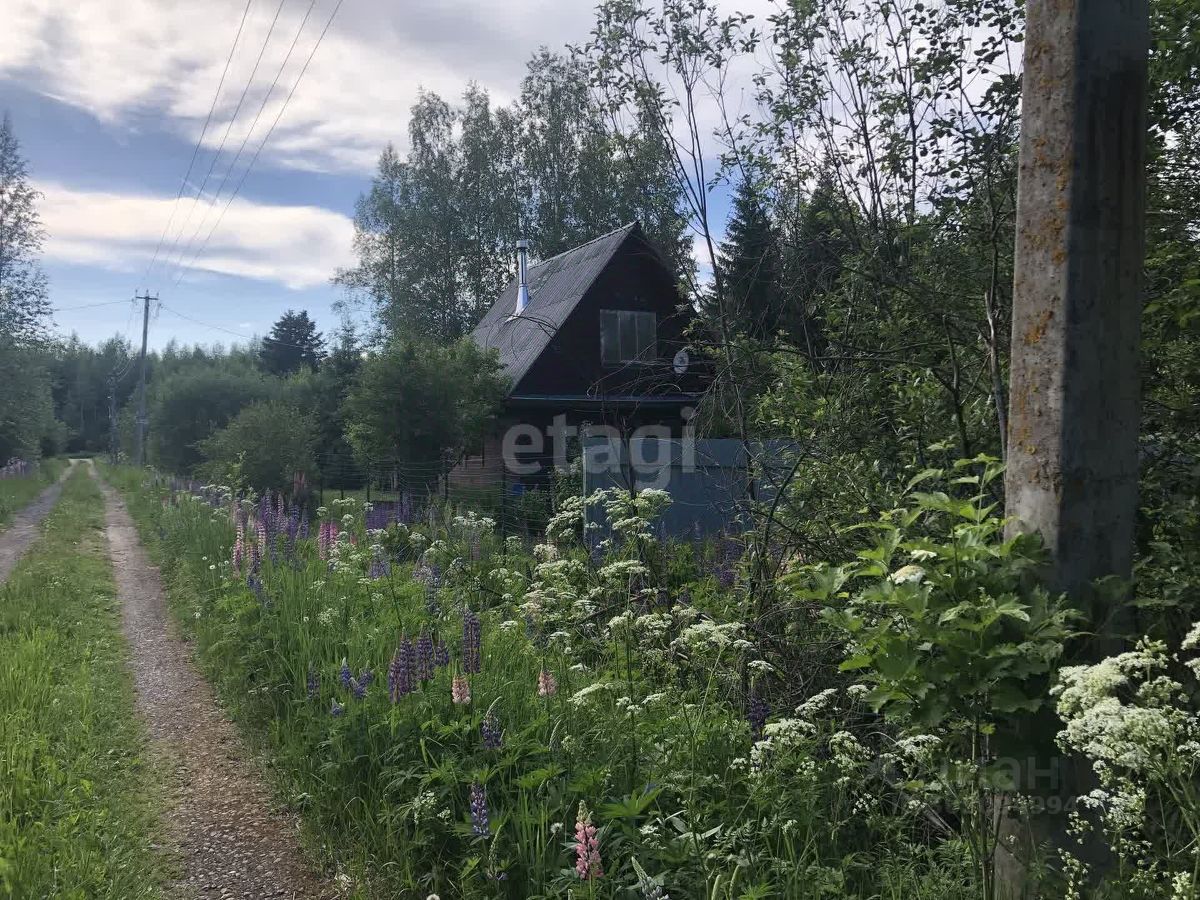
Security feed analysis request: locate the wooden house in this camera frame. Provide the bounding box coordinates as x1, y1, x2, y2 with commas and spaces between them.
452, 222, 706, 489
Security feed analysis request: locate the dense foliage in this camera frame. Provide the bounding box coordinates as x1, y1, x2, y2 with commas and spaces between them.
334, 59, 690, 344
116, 468, 1002, 898
0, 113, 58, 460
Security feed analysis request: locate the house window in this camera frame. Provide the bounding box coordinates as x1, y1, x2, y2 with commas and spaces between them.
600, 309, 656, 365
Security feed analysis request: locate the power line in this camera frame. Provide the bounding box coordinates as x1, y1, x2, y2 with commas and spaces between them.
156, 0, 289, 287
51, 299, 131, 312
158, 303, 255, 340
143, 0, 255, 285
159, 303, 326, 351
163, 0, 319, 288
174, 0, 345, 287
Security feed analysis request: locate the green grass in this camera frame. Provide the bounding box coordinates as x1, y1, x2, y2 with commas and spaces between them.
0, 458, 66, 529
102, 466, 979, 899
0, 466, 164, 899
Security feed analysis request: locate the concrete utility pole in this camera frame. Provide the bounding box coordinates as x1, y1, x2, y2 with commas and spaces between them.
133, 292, 156, 468
1005, 0, 1149, 605
1000, 1, 1149, 893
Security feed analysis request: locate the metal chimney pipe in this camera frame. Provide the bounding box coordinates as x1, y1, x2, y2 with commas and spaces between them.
514, 239, 530, 317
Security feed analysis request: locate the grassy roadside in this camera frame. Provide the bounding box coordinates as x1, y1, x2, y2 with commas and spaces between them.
0, 457, 66, 528
0, 465, 164, 899
96, 467, 360, 892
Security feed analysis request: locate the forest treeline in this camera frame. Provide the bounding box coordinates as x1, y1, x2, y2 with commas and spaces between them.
2, 0, 1196, 613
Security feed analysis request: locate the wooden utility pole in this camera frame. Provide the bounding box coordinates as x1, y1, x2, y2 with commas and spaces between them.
133, 292, 156, 468
108, 375, 118, 465
1006, 0, 1149, 606
1001, 0, 1149, 893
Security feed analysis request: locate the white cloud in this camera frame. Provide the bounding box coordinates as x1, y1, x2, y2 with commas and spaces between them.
35, 180, 354, 290
1, 0, 596, 174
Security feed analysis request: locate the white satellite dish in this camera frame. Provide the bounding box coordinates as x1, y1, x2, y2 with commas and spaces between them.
672, 348, 690, 375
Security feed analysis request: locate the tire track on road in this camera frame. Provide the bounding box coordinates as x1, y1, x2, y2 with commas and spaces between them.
0, 460, 74, 583
94, 464, 339, 900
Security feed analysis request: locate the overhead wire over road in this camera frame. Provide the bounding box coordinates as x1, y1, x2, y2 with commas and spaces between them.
141, 0, 256, 285
171, 0, 347, 288
155, 0, 290, 288
163, 0, 321, 288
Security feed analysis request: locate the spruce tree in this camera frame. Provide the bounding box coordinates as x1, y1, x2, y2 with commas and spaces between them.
712, 176, 784, 340
258, 309, 325, 376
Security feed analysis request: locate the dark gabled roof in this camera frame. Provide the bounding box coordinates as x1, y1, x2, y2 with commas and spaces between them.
471, 222, 641, 390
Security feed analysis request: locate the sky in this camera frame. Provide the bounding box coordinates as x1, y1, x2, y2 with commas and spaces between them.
0, 0, 659, 350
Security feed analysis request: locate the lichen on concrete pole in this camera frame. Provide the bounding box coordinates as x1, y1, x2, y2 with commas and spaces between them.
1005, 0, 1149, 604
999, 1, 1150, 892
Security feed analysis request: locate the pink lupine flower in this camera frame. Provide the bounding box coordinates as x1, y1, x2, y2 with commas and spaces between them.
451, 674, 471, 705
317, 521, 338, 559
232, 521, 246, 571
537, 670, 558, 697
255, 516, 267, 550
574, 801, 603, 880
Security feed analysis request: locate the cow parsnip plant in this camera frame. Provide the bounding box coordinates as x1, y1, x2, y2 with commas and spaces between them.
1054, 626, 1200, 899
786, 456, 1078, 899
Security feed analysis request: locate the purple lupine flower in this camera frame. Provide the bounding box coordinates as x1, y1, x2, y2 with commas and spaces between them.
481, 709, 502, 750
405, 635, 418, 689
330, 699, 345, 718
358, 668, 373, 688
340, 658, 353, 690
416, 631, 434, 682
635, 865, 670, 900
434, 641, 450, 669
462, 609, 482, 675
388, 640, 413, 701
387, 648, 403, 702
249, 541, 261, 574
297, 512, 309, 541
247, 573, 263, 600
748, 687, 769, 742
424, 564, 443, 616
350, 677, 367, 701
470, 782, 489, 836
713, 534, 740, 589
306, 666, 319, 699
368, 552, 390, 580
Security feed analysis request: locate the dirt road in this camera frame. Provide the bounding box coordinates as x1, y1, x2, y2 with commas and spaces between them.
0, 461, 72, 582
95, 465, 339, 900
